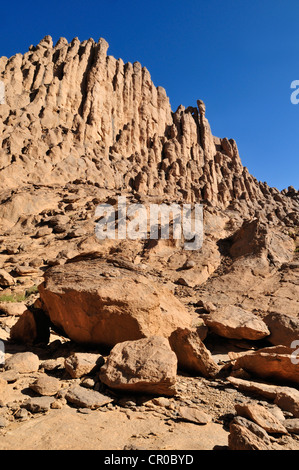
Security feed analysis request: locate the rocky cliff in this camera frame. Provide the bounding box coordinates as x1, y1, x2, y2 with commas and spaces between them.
0, 35, 298, 225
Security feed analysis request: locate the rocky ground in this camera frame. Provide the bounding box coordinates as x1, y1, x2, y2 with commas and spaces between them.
0, 188, 298, 450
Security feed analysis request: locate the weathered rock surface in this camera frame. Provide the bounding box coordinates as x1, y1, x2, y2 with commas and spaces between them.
264, 312, 299, 347
38, 258, 191, 347
64, 352, 104, 378
232, 346, 299, 385
4, 352, 39, 373
168, 327, 220, 377
235, 403, 288, 434
203, 305, 270, 340
99, 336, 177, 396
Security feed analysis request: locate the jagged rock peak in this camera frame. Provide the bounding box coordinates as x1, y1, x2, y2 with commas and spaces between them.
0, 36, 298, 225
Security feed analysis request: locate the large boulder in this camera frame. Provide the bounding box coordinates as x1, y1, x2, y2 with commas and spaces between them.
99, 336, 177, 396
168, 327, 219, 377
232, 345, 299, 385
38, 257, 191, 347
264, 312, 299, 347
203, 305, 270, 340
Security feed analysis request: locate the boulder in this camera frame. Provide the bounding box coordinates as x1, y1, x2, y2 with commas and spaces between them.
168, 327, 219, 377
38, 258, 191, 347
264, 312, 299, 347
232, 345, 299, 385
64, 352, 104, 378
0, 302, 26, 316
235, 403, 288, 434
203, 305, 270, 340
5, 352, 39, 373
99, 336, 177, 396
65, 385, 113, 409
0, 269, 15, 287
227, 376, 299, 418
10, 308, 50, 345
228, 422, 270, 450
30, 376, 61, 396
284, 419, 299, 434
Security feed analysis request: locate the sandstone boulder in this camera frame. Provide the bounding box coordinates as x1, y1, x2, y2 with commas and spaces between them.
30, 375, 61, 396
228, 422, 270, 450
235, 403, 287, 434
0, 302, 26, 316
232, 346, 299, 385
203, 305, 270, 340
264, 312, 299, 347
227, 376, 299, 418
99, 336, 177, 396
0, 269, 15, 287
38, 258, 191, 347
64, 352, 104, 378
10, 308, 50, 345
168, 327, 219, 377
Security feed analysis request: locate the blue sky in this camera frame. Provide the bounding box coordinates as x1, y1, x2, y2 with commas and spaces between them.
0, 0, 298, 190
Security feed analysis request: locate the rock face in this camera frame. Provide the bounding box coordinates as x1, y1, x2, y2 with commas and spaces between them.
0, 35, 298, 227
38, 257, 192, 347
99, 336, 178, 396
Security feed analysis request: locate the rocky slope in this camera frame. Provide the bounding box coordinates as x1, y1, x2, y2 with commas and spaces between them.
0, 36, 298, 451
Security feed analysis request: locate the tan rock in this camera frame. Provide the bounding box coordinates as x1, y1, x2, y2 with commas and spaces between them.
65, 385, 113, 409
235, 403, 288, 434
177, 405, 212, 425
264, 312, 299, 347
38, 258, 191, 347
0, 302, 26, 316
5, 352, 39, 373
30, 375, 61, 396
0, 269, 15, 287
204, 305, 270, 340
227, 376, 299, 418
99, 336, 177, 396
228, 422, 271, 450
64, 352, 104, 378
232, 346, 299, 385
168, 327, 219, 377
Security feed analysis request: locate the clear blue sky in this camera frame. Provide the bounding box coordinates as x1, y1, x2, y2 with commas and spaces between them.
0, 0, 298, 190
